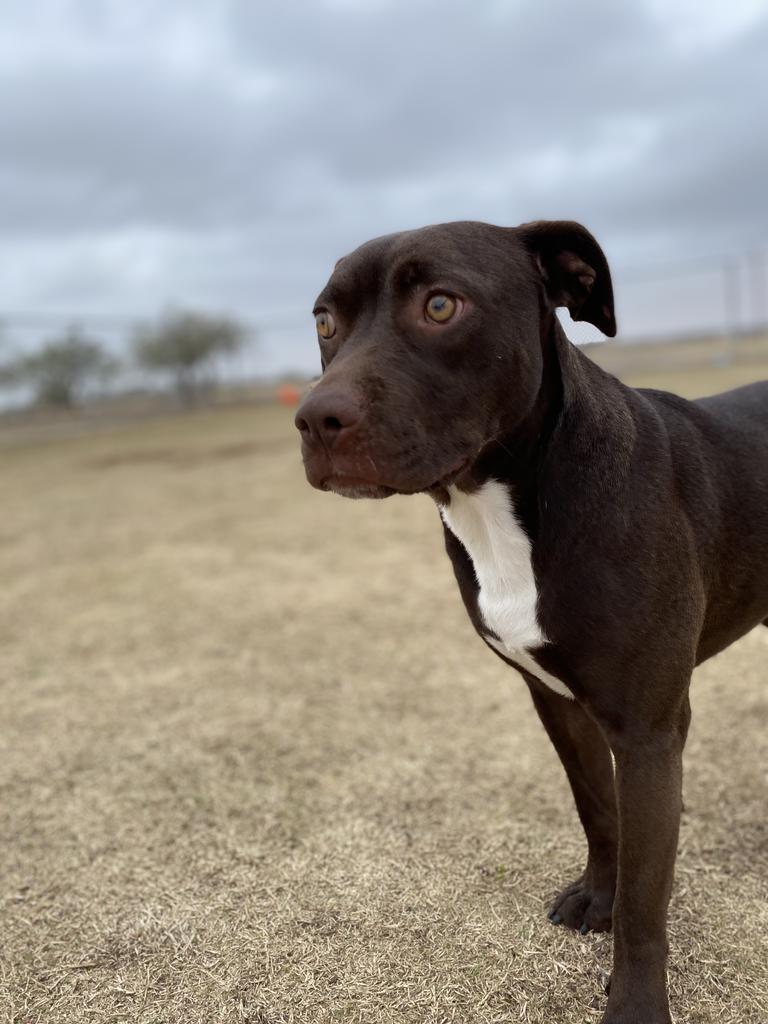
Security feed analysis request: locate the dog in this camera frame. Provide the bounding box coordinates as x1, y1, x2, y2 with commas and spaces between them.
294, 219, 768, 1024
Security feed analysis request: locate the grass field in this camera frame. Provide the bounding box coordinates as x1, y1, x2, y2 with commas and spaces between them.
2, 357, 767, 1023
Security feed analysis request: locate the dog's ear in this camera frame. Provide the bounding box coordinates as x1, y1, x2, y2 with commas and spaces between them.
517, 220, 616, 337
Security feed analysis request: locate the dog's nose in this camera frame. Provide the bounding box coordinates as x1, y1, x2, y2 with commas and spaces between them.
294, 388, 361, 449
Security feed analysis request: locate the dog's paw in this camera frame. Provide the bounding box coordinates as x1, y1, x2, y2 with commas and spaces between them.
547, 874, 613, 934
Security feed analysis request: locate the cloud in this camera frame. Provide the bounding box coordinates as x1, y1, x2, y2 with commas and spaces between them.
2, 0, 767, 372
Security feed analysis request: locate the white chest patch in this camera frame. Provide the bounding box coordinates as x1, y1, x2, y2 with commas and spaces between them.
440, 480, 573, 700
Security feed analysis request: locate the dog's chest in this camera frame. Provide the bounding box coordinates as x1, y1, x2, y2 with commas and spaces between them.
440, 481, 572, 699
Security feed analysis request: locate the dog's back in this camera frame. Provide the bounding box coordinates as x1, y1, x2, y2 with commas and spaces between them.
695, 378, 768, 433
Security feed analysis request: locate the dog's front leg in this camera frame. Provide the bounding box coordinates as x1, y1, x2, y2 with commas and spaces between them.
600, 710, 689, 1024
526, 678, 617, 933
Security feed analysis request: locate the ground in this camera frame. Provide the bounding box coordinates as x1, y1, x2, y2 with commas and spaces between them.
1, 358, 767, 1023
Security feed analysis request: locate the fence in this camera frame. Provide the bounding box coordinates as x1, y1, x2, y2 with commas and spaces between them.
1, 247, 767, 409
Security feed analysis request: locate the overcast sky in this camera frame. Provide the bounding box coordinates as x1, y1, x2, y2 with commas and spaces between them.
3, 0, 768, 375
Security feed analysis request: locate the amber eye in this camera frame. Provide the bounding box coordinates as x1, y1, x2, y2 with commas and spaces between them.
425, 294, 456, 323
315, 311, 336, 339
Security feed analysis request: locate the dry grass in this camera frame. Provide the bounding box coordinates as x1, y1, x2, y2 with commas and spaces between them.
2, 359, 767, 1023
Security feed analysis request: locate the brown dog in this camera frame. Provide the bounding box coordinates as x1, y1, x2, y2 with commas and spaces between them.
295, 220, 768, 1023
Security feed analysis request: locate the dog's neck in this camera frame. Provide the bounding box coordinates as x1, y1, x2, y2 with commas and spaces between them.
459, 314, 633, 540
463, 313, 567, 536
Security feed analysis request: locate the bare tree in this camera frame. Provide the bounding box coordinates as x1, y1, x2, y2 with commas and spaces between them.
0, 328, 117, 407
134, 311, 247, 405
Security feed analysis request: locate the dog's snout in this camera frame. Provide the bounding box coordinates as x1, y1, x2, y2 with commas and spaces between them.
294, 388, 361, 449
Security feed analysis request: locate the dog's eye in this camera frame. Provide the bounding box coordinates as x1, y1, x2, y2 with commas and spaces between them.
315, 311, 336, 339
425, 294, 456, 323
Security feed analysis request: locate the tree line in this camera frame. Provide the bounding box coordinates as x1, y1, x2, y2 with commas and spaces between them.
0, 310, 249, 408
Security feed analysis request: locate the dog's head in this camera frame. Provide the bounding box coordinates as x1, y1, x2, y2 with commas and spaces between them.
296, 220, 615, 499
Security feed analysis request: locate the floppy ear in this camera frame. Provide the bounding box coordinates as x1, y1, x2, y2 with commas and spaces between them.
517, 220, 616, 337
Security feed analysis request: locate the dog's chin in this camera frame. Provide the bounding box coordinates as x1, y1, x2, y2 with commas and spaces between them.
323, 477, 396, 500
317, 457, 471, 501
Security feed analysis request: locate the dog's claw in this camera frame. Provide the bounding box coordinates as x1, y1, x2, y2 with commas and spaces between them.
547, 875, 614, 934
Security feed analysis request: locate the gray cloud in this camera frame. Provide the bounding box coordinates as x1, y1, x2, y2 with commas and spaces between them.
2, 0, 767, 372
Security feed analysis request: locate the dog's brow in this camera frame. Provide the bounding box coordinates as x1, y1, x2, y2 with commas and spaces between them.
392, 258, 442, 290
314, 282, 348, 310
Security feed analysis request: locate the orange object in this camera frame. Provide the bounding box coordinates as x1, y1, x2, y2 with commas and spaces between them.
277, 384, 301, 407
